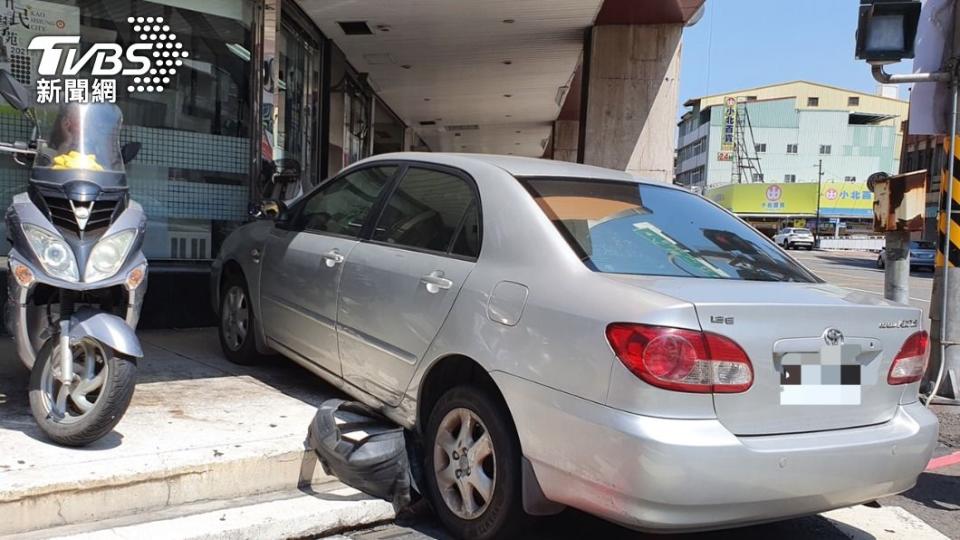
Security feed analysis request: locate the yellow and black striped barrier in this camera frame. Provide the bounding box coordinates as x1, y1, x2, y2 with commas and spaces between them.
939, 137, 960, 268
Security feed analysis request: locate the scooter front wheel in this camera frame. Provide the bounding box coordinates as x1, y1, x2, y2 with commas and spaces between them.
28, 337, 137, 447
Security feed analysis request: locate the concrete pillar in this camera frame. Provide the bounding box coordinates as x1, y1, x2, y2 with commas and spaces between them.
552, 120, 579, 162
402, 128, 417, 152
582, 24, 682, 183
884, 230, 911, 304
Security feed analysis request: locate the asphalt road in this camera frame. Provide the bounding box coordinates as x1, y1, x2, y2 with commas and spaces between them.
328, 251, 960, 540
789, 249, 935, 323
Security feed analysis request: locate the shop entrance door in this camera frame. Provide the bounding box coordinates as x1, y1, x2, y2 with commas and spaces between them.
269, 15, 322, 200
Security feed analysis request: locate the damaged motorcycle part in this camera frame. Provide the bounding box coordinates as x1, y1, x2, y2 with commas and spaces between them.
308, 399, 422, 511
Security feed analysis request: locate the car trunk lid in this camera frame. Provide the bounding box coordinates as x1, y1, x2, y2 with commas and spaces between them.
606, 275, 922, 435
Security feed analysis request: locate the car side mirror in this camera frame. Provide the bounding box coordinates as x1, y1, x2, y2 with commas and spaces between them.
249, 199, 287, 220
0, 69, 31, 112
121, 142, 141, 164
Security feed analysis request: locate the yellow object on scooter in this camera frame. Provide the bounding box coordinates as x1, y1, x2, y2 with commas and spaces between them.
51, 150, 104, 171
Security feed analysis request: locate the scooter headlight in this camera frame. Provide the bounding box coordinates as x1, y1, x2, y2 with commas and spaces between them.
85, 229, 137, 283
22, 224, 79, 282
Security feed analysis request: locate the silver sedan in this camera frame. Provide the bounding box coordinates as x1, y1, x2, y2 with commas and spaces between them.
211, 154, 938, 539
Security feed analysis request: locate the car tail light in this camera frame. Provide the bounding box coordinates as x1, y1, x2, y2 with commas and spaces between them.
887, 331, 929, 385
605, 323, 753, 393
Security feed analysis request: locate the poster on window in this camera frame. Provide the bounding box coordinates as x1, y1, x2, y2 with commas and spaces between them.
0, 0, 79, 88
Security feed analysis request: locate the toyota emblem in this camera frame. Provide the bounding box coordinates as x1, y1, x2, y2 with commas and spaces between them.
824, 328, 844, 346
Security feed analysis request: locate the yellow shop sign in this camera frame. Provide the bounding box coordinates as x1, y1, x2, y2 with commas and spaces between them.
705, 182, 874, 217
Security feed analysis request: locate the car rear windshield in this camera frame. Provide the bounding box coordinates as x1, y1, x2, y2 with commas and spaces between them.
913, 241, 935, 250
520, 178, 819, 283
793, 228, 812, 234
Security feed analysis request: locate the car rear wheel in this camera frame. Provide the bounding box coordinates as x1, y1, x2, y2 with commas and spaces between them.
218, 273, 261, 365
424, 386, 527, 540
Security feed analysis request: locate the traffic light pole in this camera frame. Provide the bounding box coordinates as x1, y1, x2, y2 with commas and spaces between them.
928, 71, 960, 402
885, 231, 912, 305
866, 1, 960, 403
927, 3, 960, 403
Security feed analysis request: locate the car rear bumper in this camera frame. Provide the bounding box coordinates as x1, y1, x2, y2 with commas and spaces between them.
493, 371, 939, 533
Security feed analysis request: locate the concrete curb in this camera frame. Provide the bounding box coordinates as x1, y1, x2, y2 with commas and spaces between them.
10, 485, 397, 540
0, 440, 331, 535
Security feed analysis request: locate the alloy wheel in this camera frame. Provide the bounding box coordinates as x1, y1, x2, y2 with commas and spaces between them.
39, 338, 109, 424
222, 285, 249, 351
433, 407, 497, 520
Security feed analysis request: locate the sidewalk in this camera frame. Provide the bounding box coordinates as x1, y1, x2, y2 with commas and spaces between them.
0, 328, 393, 537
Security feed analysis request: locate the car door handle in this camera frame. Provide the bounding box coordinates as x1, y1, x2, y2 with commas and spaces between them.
322, 250, 345, 268
420, 271, 453, 293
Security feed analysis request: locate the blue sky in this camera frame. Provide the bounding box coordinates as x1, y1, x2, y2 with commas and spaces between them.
678, 0, 915, 115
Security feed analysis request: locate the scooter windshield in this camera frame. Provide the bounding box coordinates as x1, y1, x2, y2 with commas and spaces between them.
32, 103, 125, 184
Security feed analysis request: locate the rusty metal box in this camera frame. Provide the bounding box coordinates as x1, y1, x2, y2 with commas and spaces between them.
872, 170, 927, 232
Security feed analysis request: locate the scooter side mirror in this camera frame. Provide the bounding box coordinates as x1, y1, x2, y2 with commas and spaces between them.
121, 142, 142, 164
0, 69, 31, 112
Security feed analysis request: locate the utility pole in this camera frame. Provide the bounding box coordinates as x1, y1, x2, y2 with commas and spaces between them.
814, 159, 824, 246
884, 225, 912, 305
857, 0, 959, 402
929, 1, 960, 401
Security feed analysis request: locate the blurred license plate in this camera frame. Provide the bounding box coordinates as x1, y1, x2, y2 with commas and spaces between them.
780, 344, 861, 405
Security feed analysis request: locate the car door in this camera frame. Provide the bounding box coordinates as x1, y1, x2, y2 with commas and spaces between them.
775, 229, 788, 245
260, 165, 398, 376
337, 165, 482, 405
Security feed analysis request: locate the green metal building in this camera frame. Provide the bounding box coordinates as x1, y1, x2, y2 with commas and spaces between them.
676, 81, 908, 189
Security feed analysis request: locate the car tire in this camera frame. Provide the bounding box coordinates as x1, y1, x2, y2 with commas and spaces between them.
805, 245, 813, 251
424, 385, 528, 540
218, 272, 261, 365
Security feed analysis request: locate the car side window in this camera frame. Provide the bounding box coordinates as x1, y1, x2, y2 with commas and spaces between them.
373, 167, 478, 254
294, 166, 396, 237
451, 201, 481, 258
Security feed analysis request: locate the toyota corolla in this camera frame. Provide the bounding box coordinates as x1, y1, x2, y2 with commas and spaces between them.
212, 153, 938, 539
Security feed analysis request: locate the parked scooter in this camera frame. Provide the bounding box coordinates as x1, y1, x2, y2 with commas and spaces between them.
0, 70, 148, 446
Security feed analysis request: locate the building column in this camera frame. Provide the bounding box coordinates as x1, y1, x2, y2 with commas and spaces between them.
582, 24, 682, 183
402, 127, 417, 151
552, 120, 579, 162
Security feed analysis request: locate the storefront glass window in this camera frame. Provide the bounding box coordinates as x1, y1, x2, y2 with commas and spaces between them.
326, 46, 370, 175
343, 88, 369, 166
0, 0, 257, 260
263, 18, 320, 201
373, 98, 403, 155
326, 47, 345, 176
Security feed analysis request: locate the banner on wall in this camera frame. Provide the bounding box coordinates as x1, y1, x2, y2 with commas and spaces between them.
0, 0, 80, 87
721, 97, 737, 152
705, 182, 875, 218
